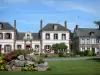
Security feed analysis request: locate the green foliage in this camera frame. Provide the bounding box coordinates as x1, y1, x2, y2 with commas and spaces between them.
46, 66, 51, 71
38, 58, 44, 64
88, 50, 93, 56
21, 66, 37, 71
52, 43, 68, 54
58, 52, 63, 57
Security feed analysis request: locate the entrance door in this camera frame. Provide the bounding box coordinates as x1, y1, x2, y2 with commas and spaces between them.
92, 47, 95, 53
26, 45, 30, 50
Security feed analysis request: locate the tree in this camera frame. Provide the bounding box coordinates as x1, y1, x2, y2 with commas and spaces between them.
52, 43, 59, 54
58, 43, 67, 52
52, 43, 68, 54
94, 21, 100, 30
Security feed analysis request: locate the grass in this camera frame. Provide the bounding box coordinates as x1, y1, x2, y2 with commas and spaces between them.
0, 58, 100, 75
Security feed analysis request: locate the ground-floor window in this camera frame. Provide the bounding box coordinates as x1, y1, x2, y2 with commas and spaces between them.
44, 45, 51, 52
35, 45, 39, 49
82, 47, 85, 51
87, 47, 90, 50
17, 45, 22, 50
5, 45, 11, 52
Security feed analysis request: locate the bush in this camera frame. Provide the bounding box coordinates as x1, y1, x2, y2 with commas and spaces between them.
66, 53, 71, 57
88, 50, 93, 56
58, 52, 63, 57
38, 58, 44, 64
79, 51, 84, 56
44, 54, 48, 58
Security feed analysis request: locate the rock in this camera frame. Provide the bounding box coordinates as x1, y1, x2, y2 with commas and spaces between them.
17, 55, 25, 61
44, 62, 48, 67
25, 61, 35, 67
6, 65, 12, 71
15, 60, 26, 67
25, 54, 37, 62
12, 66, 21, 71
37, 63, 47, 71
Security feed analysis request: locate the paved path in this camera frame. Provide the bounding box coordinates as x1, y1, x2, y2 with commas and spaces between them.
44, 57, 99, 61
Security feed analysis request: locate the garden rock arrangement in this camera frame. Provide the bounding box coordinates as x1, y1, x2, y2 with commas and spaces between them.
0, 50, 50, 71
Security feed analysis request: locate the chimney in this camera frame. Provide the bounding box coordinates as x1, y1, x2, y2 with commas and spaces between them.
76, 25, 78, 30
40, 19, 43, 30
64, 21, 67, 28
14, 20, 16, 30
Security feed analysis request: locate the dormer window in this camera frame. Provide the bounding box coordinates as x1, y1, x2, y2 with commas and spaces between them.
53, 25, 58, 30
27, 34, 30, 39
0, 23, 3, 29
89, 31, 94, 36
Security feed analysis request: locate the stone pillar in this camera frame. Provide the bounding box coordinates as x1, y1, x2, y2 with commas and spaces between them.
40, 19, 43, 53
14, 20, 16, 50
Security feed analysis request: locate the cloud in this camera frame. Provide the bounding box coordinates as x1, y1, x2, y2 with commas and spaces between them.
4, 0, 30, 4
42, 0, 99, 14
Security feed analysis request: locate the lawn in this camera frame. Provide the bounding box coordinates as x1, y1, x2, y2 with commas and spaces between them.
0, 58, 100, 75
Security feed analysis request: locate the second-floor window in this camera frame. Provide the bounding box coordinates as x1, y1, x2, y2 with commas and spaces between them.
96, 39, 100, 44
45, 33, 50, 39
5, 33, 11, 39
62, 34, 66, 40
87, 39, 90, 44
0, 33, 3, 39
54, 34, 58, 40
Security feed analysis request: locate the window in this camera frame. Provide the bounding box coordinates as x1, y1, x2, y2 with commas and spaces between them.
82, 47, 85, 51
82, 39, 85, 44
0, 33, 3, 39
27, 34, 30, 39
17, 45, 21, 49
35, 45, 39, 49
62, 34, 66, 40
96, 39, 99, 44
87, 47, 90, 50
87, 39, 90, 44
0, 23, 3, 29
53, 25, 58, 30
45, 33, 50, 39
54, 34, 58, 40
6, 45, 10, 52
5, 33, 11, 39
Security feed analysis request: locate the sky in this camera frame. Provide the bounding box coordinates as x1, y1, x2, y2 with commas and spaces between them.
0, 0, 100, 32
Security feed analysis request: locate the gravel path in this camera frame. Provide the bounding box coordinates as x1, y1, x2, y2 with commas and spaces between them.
44, 57, 99, 61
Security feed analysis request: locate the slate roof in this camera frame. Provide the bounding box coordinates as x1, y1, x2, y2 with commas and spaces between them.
42, 23, 69, 31
16, 32, 40, 40
0, 22, 14, 30
75, 28, 100, 37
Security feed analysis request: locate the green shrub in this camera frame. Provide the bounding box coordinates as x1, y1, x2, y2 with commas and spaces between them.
46, 66, 51, 71
79, 51, 84, 56
66, 53, 71, 57
44, 54, 48, 58
38, 58, 44, 64
58, 52, 63, 57
88, 50, 93, 56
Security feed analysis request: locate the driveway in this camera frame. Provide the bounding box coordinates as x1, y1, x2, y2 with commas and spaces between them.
44, 56, 99, 61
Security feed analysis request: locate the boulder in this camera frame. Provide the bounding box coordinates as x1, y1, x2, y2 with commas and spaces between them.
44, 62, 48, 67
6, 65, 12, 71
17, 55, 25, 61
25, 61, 35, 67
15, 60, 26, 67
25, 54, 37, 62
37, 63, 47, 71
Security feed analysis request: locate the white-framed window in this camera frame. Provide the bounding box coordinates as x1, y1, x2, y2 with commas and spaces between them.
6, 45, 10, 52
5, 33, 11, 39
35, 45, 39, 49
62, 34, 66, 40
82, 39, 85, 44
45, 33, 50, 40
54, 34, 58, 40
27, 34, 30, 39
87, 47, 90, 50
82, 47, 85, 51
96, 39, 99, 44
0, 33, 3, 39
17, 45, 21, 49
87, 39, 90, 44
